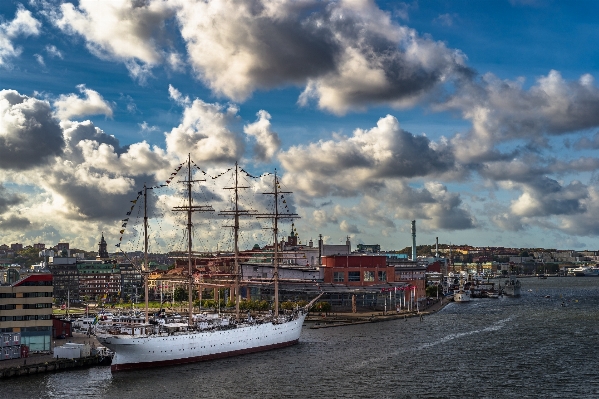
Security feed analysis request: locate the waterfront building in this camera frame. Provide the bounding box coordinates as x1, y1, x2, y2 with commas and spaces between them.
321, 254, 392, 285
0, 273, 53, 351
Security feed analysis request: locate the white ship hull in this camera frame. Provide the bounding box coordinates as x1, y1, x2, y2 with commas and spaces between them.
503, 285, 521, 296
97, 313, 307, 372
454, 290, 471, 302
503, 276, 521, 297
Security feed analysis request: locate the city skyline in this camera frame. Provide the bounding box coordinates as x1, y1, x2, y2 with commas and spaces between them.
1, 1, 599, 251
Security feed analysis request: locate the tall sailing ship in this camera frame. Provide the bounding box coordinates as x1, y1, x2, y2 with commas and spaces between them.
96, 156, 320, 372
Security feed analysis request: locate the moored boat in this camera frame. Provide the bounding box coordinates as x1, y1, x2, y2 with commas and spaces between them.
453, 288, 471, 302
453, 275, 471, 302
502, 275, 521, 297
96, 157, 320, 372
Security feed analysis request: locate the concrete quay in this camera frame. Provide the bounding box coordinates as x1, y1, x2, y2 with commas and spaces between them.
0, 332, 107, 379
306, 297, 448, 328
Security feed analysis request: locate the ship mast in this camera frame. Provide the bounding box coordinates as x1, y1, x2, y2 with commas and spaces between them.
143, 184, 149, 324
219, 162, 252, 320
256, 170, 298, 317
172, 154, 214, 325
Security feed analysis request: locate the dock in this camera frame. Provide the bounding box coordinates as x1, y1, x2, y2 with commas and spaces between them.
306, 297, 448, 329
0, 332, 108, 379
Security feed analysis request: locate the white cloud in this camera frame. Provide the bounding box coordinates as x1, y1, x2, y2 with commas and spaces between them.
0, 6, 41, 66
243, 110, 280, 162
446, 71, 599, 163
176, 0, 468, 113
139, 121, 159, 132
34, 54, 44, 66
340, 219, 361, 234
51, 0, 177, 83
45, 44, 63, 59
53, 85, 114, 120
0, 90, 64, 170
279, 114, 454, 197
168, 84, 190, 105
165, 97, 244, 163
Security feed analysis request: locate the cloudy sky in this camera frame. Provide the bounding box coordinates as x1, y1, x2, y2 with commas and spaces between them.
1, 0, 599, 253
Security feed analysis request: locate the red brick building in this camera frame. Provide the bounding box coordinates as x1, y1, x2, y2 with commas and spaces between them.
321, 255, 393, 286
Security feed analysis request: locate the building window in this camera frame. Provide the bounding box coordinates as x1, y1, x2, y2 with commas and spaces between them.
333, 272, 344, 282
363, 271, 374, 282
378, 271, 387, 282
348, 271, 360, 282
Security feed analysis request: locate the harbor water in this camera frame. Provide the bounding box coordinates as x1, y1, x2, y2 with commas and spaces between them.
6, 277, 599, 398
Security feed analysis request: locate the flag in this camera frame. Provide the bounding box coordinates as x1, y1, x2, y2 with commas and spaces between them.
92, 315, 99, 325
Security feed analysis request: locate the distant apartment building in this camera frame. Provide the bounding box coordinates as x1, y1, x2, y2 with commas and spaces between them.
33, 243, 46, 250
49, 257, 79, 303
0, 273, 53, 351
10, 243, 23, 252
78, 261, 121, 300
356, 244, 381, 253
49, 258, 142, 303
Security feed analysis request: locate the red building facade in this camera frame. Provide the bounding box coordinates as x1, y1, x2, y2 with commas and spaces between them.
321, 255, 394, 286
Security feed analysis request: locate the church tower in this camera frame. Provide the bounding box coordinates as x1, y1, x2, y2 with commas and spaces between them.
97, 232, 109, 259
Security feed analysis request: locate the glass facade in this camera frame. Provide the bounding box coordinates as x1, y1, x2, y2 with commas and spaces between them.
21, 326, 51, 351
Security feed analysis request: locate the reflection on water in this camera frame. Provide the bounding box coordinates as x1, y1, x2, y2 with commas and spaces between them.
5, 277, 599, 399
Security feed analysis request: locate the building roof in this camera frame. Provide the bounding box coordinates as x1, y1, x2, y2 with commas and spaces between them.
13, 273, 52, 287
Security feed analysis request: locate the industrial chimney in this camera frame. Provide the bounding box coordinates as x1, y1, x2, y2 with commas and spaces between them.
436, 237, 439, 258
318, 234, 323, 265
411, 220, 417, 261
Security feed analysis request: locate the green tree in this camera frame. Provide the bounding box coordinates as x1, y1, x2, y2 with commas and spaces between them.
13, 247, 43, 267
312, 301, 331, 313
174, 287, 188, 303
426, 284, 442, 297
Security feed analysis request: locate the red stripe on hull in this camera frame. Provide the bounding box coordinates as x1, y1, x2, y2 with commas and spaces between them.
111, 339, 300, 372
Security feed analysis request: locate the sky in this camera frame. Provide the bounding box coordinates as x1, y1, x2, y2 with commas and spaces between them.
1, 0, 599, 253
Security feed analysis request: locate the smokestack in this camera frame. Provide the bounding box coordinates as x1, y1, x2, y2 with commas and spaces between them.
436, 237, 439, 258
318, 234, 323, 265
411, 220, 416, 261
